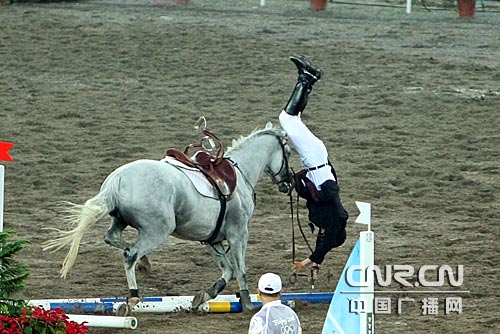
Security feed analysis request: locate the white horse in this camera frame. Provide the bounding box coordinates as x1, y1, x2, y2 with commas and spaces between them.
43, 122, 292, 315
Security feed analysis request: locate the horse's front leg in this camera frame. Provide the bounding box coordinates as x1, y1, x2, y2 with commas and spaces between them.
192, 242, 234, 310
228, 229, 254, 312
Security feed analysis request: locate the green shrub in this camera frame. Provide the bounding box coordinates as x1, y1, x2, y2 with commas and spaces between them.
0, 230, 30, 317
0, 230, 88, 333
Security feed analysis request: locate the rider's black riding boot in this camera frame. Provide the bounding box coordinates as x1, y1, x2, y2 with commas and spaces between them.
290, 55, 322, 82
283, 56, 322, 116
283, 76, 311, 116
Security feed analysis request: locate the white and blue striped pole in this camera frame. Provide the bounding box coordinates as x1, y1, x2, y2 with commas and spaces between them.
28, 292, 331, 314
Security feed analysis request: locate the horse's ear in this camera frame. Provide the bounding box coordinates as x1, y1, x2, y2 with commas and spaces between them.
265, 122, 273, 130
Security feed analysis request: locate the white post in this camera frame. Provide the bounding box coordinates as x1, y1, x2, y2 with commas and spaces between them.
0, 165, 4, 233
406, 0, 412, 13
260, 0, 265, 6
360, 230, 375, 333
322, 201, 374, 334
355, 201, 374, 332
0, 142, 14, 233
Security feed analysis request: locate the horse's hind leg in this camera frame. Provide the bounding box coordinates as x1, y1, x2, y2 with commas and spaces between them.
137, 255, 152, 274
105, 216, 152, 274
104, 216, 128, 249
121, 226, 171, 315
192, 242, 234, 309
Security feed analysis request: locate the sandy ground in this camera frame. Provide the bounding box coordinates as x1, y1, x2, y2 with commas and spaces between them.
1, 0, 499, 333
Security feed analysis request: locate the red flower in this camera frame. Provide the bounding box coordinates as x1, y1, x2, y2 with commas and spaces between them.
0, 306, 88, 334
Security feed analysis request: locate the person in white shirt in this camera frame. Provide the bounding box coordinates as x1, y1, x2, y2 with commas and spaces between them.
248, 273, 302, 334
279, 55, 349, 274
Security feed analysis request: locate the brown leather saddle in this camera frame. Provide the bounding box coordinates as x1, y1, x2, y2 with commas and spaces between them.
165, 130, 237, 198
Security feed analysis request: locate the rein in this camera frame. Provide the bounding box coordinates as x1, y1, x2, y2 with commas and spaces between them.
294, 192, 314, 253
227, 157, 256, 205
287, 171, 317, 287
228, 134, 291, 205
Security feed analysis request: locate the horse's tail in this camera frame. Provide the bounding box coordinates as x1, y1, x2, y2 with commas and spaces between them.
43, 178, 120, 279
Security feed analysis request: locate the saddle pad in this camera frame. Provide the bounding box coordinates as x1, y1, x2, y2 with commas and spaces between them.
161, 156, 219, 199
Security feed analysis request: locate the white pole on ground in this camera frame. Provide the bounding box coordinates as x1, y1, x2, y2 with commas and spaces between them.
406, 0, 412, 13
66, 315, 138, 329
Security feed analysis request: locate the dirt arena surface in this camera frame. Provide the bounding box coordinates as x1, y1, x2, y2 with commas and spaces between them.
1, 0, 499, 333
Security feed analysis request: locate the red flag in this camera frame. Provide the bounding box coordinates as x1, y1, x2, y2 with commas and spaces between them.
0, 142, 14, 162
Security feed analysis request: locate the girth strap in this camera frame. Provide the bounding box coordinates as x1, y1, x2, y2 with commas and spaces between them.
201, 188, 227, 245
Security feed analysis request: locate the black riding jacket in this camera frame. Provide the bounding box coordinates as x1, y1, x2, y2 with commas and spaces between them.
295, 174, 348, 264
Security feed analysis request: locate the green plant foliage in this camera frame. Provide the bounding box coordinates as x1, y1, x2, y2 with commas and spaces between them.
0, 231, 87, 332
0, 230, 30, 317
0, 231, 30, 298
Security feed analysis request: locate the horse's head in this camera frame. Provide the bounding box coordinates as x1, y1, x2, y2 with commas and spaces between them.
265, 126, 293, 194
227, 123, 293, 193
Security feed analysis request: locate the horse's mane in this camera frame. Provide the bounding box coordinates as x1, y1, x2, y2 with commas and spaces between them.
227, 122, 285, 153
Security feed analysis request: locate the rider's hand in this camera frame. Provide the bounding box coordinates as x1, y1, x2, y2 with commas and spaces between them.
291, 262, 305, 272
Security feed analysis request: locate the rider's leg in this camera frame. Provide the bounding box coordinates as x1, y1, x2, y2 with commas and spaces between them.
283, 55, 322, 116
280, 56, 327, 166
279, 111, 327, 165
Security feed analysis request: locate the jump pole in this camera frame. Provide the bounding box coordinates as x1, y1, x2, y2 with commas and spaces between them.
66, 314, 138, 329
29, 299, 295, 314
29, 292, 330, 314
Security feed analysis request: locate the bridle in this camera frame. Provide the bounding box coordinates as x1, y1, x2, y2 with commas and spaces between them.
268, 135, 293, 191
227, 134, 292, 205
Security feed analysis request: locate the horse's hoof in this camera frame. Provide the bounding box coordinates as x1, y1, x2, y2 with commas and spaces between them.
242, 301, 255, 313
117, 297, 140, 316
137, 262, 151, 275
137, 256, 152, 275
239, 289, 254, 313
116, 303, 130, 316
192, 291, 211, 310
